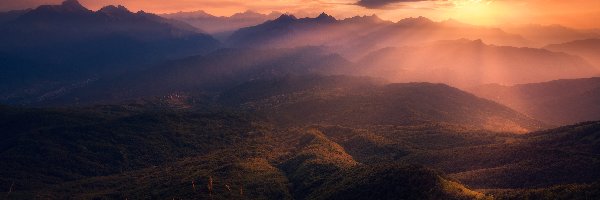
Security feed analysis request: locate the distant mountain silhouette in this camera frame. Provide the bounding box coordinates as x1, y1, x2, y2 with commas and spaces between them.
545, 38, 600, 68
40, 47, 352, 105
162, 10, 282, 37
219, 75, 545, 133
0, 9, 30, 24
0, 0, 220, 105
227, 15, 529, 57
469, 77, 600, 125
227, 13, 392, 51
503, 24, 600, 45
357, 39, 598, 87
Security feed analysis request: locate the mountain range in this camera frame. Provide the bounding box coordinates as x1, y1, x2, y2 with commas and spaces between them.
357, 39, 598, 87
0, 0, 219, 105
227, 14, 530, 58
1, 1, 600, 199
502, 24, 600, 46
219, 75, 545, 133
545, 38, 600, 68
1, 96, 598, 198
40, 47, 351, 105
161, 10, 282, 39
470, 77, 600, 125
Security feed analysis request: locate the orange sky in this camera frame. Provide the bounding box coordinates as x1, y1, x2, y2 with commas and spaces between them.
2, 0, 600, 29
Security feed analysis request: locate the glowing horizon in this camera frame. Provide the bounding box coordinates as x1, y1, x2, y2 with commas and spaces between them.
2, 0, 599, 29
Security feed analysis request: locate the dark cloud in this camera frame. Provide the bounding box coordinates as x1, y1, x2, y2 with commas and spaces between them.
356, 0, 432, 9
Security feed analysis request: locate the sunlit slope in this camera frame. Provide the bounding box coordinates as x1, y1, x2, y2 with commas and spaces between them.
357, 39, 597, 87
545, 38, 600, 69
220, 75, 545, 132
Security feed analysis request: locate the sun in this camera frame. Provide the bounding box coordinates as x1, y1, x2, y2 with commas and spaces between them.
449, 0, 500, 26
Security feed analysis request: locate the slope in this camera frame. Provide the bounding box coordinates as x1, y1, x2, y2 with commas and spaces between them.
469, 77, 600, 125
44, 47, 353, 106
219, 75, 545, 133
357, 39, 597, 87
0, 0, 220, 105
545, 38, 600, 68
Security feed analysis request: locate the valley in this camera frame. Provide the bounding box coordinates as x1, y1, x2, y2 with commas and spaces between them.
1, 0, 599, 199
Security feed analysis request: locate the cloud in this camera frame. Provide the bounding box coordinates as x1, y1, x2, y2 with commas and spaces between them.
356, 0, 435, 9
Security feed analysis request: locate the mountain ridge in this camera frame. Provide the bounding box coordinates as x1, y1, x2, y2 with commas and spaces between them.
469, 77, 600, 125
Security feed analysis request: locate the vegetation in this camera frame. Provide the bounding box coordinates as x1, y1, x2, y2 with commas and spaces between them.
1, 100, 598, 199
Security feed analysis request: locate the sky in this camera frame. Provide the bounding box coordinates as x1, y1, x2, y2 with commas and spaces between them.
2, 0, 599, 29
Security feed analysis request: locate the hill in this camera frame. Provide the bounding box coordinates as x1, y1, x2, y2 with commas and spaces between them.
2, 102, 598, 198
40, 47, 353, 106
469, 77, 600, 125
0, 102, 265, 192
502, 24, 600, 46
0, 104, 491, 199
357, 39, 598, 87
545, 38, 600, 68
219, 75, 545, 133
447, 121, 600, 188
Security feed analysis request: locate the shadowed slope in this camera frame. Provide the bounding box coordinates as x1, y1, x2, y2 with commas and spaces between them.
469, 77, 600, 125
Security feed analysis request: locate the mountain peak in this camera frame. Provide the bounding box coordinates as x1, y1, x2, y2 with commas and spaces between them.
99, 5, 131, 15
343, 14, 386, 24
60, 0, 87, 12
274, 14, 297, 22
397, 16, 434, 26
473, 39, 484, 44
315, 12, 336, 22
317, 12, 331, 18
20, 0, 91, 20
231, 10, 263, 18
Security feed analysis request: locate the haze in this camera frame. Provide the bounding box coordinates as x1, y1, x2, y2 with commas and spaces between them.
2, 0, 600, 29
1, 0, 600, 198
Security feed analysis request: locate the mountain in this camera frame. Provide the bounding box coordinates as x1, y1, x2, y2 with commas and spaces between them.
448, 121, 600, 189
219, 75, 545, 133
227, 15, 529, 58
2, 102, 597, 198
545, 38, 600, 68
0, 103, 269, 195
161, 10, 282, 37
469, 77, 600, 125
356, 39, 598, 87
503, 24, 600, 46
357, 17, 531, 49
0, 0, 220, 105
0, 9, 30, 24
37, 47, 353, 106
313, 121, 600, 189
489, 183, 600, 200
226, 13, 393, 55
0, 103, 492, 199
1, 0, 219, 64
